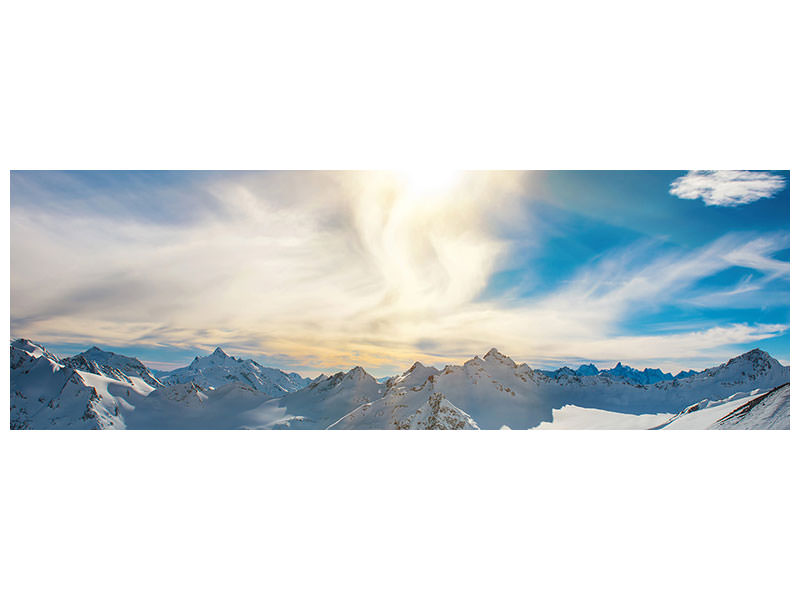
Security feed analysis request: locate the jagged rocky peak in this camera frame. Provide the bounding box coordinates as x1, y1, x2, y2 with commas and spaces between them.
464, 356, 484, 368
400, 361, 439, 379
308, 373, 327, 386
10, 338, 61, 369
76, 346, 106, 360
554, 366, 578, 378
734, 348, 772, 362
11, 338, 51, 356
576, 363, 599, 376
721, 348, 782, 374
483, 347, 516, 367
346, 366, 371, 380
402, 391, 479, 430
79, 345, 134, 362
190, 346, 231, 366
643, 367, 668, 376
160, 346, 310, 397
390, 361, 440, 390
675, 369, 699, 380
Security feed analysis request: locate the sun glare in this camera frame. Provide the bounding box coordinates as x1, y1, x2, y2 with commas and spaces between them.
397, 170, 462, 196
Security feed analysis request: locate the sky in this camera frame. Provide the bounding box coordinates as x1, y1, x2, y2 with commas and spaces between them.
9, 170, 790, 377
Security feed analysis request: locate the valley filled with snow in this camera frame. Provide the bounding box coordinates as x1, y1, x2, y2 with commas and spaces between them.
9, 340, 790, 430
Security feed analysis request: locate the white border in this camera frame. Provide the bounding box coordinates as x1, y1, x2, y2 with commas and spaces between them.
2, 2, 797, 599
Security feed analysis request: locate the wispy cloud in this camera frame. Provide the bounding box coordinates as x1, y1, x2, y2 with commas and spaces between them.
10, 171, 789, 374
669, 170, 786, 207
10, 171, 529, 371
391, 231, 788, 368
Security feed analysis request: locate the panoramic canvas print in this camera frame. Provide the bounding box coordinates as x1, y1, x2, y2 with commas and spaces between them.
9, 170, 790, 430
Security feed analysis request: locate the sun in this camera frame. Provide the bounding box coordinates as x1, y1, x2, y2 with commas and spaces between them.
396, 170, 463, 196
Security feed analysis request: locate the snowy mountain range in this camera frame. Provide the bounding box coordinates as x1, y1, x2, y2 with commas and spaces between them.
539, 362, 698, 384
158, 347, 310, 397
9, 340, 790, 430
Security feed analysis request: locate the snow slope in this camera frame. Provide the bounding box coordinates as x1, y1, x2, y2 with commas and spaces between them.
329, 374, 479, 430
10, 340, 155, 429
159, 347, 310, 398
711, 383, 789, 430
534, 406, 673, 430
653, 384, 790, 430
124, 382, 291, 430
271, 367, 386, 429
535, 383, 790, 430
62, 346, 164, 388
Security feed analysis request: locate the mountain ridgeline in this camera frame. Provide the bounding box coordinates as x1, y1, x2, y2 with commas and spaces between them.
9, 340, 790, 430
158, 347, 310, 397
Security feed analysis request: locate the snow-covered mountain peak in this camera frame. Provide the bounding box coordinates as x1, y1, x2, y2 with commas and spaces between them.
346, 366, 372, 380
703, 347, 786, 381
576, 364, 599, 376
538, 360, 674, 385
190, 347, 229, 364
301, 367, 377, 392
10, 340, 157, 430
399, 392, 480, 430
553, 366, 578, 378
192, 347, 235, 367
464, 356, 484, 368
10, 338, 59, 367
727, 348, 775, 366
308, 374, 327, 386
65, 345, 163, 388
600, 362, 672, 385
403, 361, 434, 376
389, 361, 440, 391
742, 348, 771, 358
675, 369, 700, 380
79, 345, 133, 362
483, 347, 516, 367
160, 348, 310, 397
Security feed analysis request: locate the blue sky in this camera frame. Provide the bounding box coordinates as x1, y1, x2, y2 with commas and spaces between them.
10, 170, 789, 376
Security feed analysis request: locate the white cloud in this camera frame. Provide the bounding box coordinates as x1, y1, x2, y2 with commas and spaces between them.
669, 170, 786, 207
